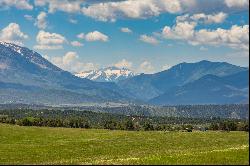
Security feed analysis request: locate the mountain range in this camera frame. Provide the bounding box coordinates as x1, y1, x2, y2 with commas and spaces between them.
118, 60, 248, 102
0, 41, 248, 105
0, 41, 130, 104
75, 67, 135, 82
149, 71, 249, 105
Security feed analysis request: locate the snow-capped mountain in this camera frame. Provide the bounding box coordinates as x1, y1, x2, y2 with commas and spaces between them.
0, 41, 130, 104
75, 67, 135, 82
0, 41, 60, 71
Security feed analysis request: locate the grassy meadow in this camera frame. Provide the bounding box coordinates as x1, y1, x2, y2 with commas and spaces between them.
0, 123, 249, 165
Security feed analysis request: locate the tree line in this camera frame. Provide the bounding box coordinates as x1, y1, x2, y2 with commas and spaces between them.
0, 109, 248, 132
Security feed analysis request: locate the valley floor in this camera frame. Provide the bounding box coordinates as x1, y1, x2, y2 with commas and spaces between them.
0, 123, 249, 165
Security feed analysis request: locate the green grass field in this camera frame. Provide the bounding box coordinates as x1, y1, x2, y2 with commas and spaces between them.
0, 123, 249, 165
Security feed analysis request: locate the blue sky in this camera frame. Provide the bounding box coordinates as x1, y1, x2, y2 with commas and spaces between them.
0, 0, 249, 74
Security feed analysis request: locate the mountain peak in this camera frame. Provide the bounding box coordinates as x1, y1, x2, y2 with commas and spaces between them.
0, 41, 61, 72
0, 41, 25, 55
198, 60, 211, 63
0, 42, 130, 104
75, 67, 135, 82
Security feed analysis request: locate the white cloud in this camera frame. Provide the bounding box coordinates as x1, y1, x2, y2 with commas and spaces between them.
81, 0, 184, 22
120, 27, 132, 33
34, 0, 47, 6
85, 31, 109, 42
162, 16, 249, 51
80, 0, 247, 22
137, 61, 155, 74
162, 21, 196, 40
35, 12, 47, 29
24, 15, 34, 21
114, 59, 132, 69
193, 25, 249, 50
34, 0, 81, 13
0, 0, 33, 10
224, 0, 249, 8
190, 12, 227, 24
62, 51, 79, 65
0, 23, 28, 46
71, 41, 84, 47
46, 52, 97, 73
35, 31, 66, 45
28, 0, 247, 22
139, 35, 159, 45
77, 33, 85, 39
49, 52, 80, 71
77, 31, 109, 42
34, 30, 66, 50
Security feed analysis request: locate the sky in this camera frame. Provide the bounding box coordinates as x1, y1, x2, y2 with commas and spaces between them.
0, 0, 249, 74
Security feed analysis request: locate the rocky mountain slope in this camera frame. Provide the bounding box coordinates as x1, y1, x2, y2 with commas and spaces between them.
75, 67, 135, 82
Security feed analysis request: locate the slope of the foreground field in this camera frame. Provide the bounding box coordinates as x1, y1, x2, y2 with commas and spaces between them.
0, 124, 249, 165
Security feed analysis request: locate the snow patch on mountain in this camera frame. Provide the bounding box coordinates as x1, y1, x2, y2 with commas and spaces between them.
75, 67, 135, 82
0, 41, 24, 56
0, 41, 60, 71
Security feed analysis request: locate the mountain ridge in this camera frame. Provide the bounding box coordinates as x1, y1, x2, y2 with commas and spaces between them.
0, 41, 248, 105
118, 60, 248, 101
75, 66, 135, 82
149, 70, 249, 105
0, 41, 130, 104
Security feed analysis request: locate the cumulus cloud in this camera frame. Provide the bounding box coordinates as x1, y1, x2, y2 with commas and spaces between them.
80, 0, 248, 22
0, 0, 33, 10
12, 0, 245, 22
35, 12, 47, 29
0, 23, 28, 46
162, 16, 249, 51
137, 61, 155, 74
85, 31, 109, 42
224, 0, 249, 8
177, 12, 228, 24
114, 59, 133, 69
62, 52, 78, 65
34, 0, 47, 6
139, 35, 159, 45
76, 31, 109, 42
81, 0, 184, 22
46, 52, 97, 73
34, 30, 66, 50
120, 27, 132, 33
162, 21, 196, 40
34, 0, 81, 13
71, 41, 84, 47
36, 31, 66, 45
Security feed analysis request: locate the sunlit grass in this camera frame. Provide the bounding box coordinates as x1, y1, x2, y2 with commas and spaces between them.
0, 123, 248, 165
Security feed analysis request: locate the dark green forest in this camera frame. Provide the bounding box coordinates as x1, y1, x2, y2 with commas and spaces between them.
0, 108, 248, 132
